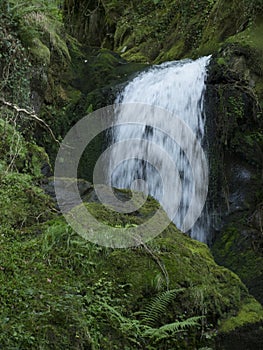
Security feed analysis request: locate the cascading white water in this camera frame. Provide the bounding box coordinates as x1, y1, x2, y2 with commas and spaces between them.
108, 56, 211, 242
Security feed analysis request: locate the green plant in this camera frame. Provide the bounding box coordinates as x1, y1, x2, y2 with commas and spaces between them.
4, 0, 69, 64
0, 12, 31, 106
92, 288, 202, 348
7, 0, 63, 21
139, 288, 185, 326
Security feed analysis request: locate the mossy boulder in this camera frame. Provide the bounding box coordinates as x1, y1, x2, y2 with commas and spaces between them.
28, 38, 51, 65
0, 111, 262, 349
0, 172, 52, 233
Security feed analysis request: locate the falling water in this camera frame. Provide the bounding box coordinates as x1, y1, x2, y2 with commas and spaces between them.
108, 56, 211, 242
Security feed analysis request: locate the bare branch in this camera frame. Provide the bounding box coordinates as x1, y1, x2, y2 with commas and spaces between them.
0, 97, 60, 145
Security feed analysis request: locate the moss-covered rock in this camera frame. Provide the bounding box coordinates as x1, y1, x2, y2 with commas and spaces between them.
29, 38, 51, 65
1, 192, 263, 349
220, 297, 263, 333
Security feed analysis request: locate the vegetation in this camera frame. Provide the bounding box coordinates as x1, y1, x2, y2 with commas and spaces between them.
1, 174, 263, 348
0, 0, 263, 349
63, 0, 263, 62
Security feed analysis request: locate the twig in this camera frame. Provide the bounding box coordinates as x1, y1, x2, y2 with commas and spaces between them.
143, 242, 170, 290
134, 234, 170, 290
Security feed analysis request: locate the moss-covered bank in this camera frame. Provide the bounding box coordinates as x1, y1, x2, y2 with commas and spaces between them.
1, 188, 263, 347
0, 119, 263, 348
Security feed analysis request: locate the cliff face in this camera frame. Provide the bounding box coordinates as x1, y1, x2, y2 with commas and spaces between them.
0, 1, 263, 349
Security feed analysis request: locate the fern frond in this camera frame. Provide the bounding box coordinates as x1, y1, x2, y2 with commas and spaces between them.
143, 316, 202, 341
139, 288, 185, 326
99, 301, 127, 324
159, 316, 202, 332
98, 301, 146, 344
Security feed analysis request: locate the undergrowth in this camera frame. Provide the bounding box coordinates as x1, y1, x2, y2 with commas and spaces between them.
0, 219, 204, 349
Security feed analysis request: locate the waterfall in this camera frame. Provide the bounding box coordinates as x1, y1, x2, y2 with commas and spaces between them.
108, 56, 211, 242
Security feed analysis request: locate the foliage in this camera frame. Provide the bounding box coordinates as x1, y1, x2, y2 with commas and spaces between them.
5, 0, 70, 63
0, 218, 203, 349
86, 0, 263, 62
220, 297, 263, 332
0, 120, 53, 236
138, 288, 185, 326
1, 204, 263, 349
0, 117, 50, 175
0, 10, 31, 106
0, 172, 52, 232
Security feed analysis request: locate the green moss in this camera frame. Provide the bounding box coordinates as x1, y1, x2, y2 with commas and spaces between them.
155, 40, 185, 62
220, 297, 263, 333
0, 118, 28, 171
217, 57, 226, 65
226, 18, 263, 52
0, 119, 53, 233
66, 198, 253, 321
122, 49, 149, 63
26, 143, 50, 179
29, 38, 50, 65
93, 0, 263, 63
0, 172, 52, 233
0, 118, 50, 178
1, 181, 263, 348
68, 87, 82, 103
212, 224, 263, 305
11, 3, 70, 67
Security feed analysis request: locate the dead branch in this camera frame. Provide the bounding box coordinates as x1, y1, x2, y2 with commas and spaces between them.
0, 97, 60, 145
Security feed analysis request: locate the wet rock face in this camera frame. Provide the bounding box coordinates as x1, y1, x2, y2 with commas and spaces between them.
205, 44, 262, 225
224, 158, 254, 214
205, 44, 263, 303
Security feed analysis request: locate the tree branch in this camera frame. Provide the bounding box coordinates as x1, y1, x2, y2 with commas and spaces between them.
0, 97, 60, 145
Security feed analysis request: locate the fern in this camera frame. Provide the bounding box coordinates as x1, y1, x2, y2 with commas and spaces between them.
8, 0, 61, 19
99, 301, 127, 324
98, 301, 144, 346
138, 288, 185, 326
143, 316, 202, 342
84, 293, 202, 347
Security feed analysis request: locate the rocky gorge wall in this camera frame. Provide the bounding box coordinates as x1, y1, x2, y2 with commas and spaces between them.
206, 44, 263, 304
63, 0, 263, 305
